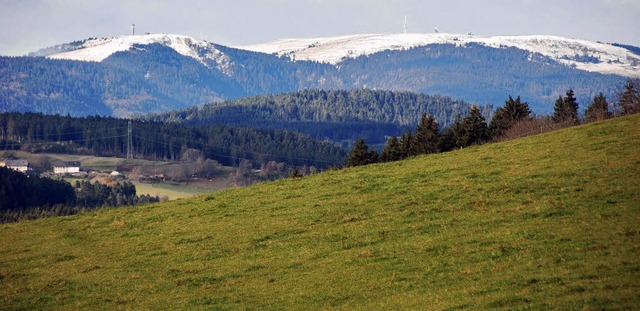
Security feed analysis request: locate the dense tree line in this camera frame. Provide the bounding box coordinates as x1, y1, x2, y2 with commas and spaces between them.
0, 167, 159, 222
147, 89, 493, 145
73, 180, 158, 208
0, 112, 346, 168
347, 79, 640, 167
0, 166, 75, 210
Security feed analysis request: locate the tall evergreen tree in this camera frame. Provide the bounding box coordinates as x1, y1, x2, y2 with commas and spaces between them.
585, 92, 611, 122
380, 136, 402, 162
619, 79, 639, 116
489, 95, 532, 138
345, 138, 378, 167
460, 106, 490, 147
414, 113, 440, 155
451, 113, 466, 149
399, 129, 416, 158
553, 89, 579, 124
437, 127, 456, 152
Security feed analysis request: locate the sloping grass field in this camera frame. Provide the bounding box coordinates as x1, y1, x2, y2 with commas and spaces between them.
1, 115, 639, 309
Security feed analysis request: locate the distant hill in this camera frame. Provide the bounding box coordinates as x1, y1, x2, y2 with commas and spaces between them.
146, 89, 493, 145
1, 114, 638, 309
0, 33, 637, 117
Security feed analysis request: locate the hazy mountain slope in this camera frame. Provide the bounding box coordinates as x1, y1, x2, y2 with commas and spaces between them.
0, 57, 112, 116
1, 115, 638, 309
336, 43, 625, 113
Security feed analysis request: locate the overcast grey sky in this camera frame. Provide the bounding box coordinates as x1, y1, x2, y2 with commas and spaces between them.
1, 0, 639, 56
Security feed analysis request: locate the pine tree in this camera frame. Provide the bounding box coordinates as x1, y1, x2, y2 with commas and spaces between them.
399, 129, 415, 158
450, 113, 466, 149
414, 113, 440, 155
489, 95, 532, 138
346, 138, 378, 167
553, 89, 579, 124
619, 79, 639, 116
460, 106, 490, 147
585, 92, 611, 122
380, 136, 402, 162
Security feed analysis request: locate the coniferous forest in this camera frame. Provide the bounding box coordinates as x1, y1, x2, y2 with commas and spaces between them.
0, 166, 159, 222
147, 89, 493, 145
0, 112, 346, 168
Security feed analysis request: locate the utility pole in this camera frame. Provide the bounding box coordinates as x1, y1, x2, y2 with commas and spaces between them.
404, 15, 408, 34
127, 119, 133, 159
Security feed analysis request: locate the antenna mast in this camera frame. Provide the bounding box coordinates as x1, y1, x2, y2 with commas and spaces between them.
404, 15, 408, 34
127, 119, 133, 159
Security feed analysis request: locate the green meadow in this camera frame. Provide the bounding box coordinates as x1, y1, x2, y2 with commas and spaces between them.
1, 115, 638, 309
133, 181, 227, 201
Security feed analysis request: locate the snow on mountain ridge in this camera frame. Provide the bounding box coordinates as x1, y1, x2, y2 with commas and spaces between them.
47, 34, 233, 75
238, 33, 640, 77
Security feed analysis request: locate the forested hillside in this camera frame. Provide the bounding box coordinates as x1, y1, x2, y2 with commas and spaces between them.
0, 113, 346, 167
0, 57, 111, 116
338, 44, 626, 113
147, 89, 493, 144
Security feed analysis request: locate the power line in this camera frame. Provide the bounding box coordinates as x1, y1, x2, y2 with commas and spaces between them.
0, 135, 127, 148
134, 134, 338, 165
126, 120, 133, 159
1, 121, 340, 165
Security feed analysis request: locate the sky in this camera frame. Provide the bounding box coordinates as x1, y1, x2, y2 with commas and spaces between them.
1, 0, 639, 56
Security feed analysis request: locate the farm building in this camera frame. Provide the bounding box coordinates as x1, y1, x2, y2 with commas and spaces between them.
3, 160, 30, 173
52, 161, 81, 174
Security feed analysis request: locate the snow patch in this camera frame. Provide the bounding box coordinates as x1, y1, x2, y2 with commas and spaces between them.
238, 33, 640, 77
47, 34, 234, 76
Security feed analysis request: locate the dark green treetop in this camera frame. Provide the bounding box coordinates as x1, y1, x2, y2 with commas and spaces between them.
346, 138, 378, 167
553, 89, 579, 125
585, 92, 611, 122
489, 95, 532, 138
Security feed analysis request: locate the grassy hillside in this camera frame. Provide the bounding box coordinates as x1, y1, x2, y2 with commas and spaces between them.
1, 115, 639, 309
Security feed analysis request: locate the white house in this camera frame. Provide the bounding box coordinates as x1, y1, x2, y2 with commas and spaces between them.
4, 160, 30, 173
52, 161, 81, 174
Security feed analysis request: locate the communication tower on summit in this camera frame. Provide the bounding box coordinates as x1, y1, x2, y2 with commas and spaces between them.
404, 15, 408, 34
131, 24, 135, 36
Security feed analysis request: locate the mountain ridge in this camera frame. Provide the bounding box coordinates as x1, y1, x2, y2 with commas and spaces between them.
1, 32, 636, 117
34, 32, 640, 78
31, 34, 234, 75
238, 32, 640, 77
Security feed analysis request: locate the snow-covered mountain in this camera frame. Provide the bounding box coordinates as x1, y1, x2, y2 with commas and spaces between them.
3, 32, 636, 118
37, 32, 640, 78
37, 34, 233, 75
239, 33, 640, 77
